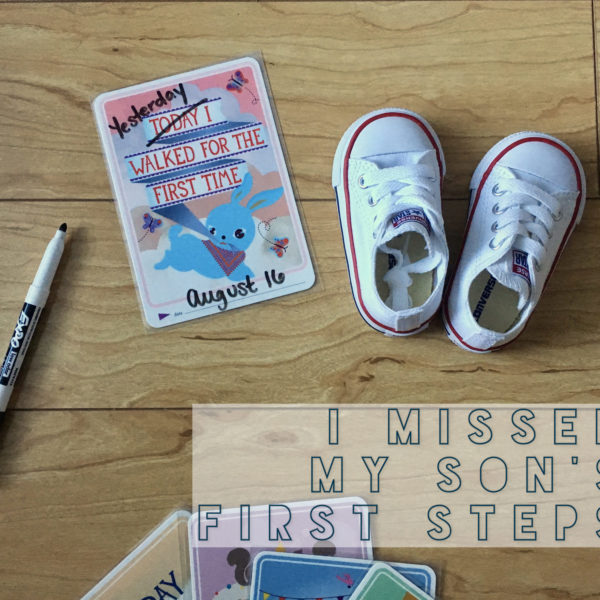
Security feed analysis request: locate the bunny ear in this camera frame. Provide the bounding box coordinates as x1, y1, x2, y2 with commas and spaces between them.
247, 187, 284, 212
231, 173, 253, 204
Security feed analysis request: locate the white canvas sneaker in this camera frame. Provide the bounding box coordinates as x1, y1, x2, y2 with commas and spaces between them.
443, 132, 586, 352
332, 108, 449, 336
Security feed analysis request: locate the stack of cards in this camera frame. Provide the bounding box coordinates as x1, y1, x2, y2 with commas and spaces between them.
188, 497, 373, 599
81, 499, 437, 600
250, 553, 435, 600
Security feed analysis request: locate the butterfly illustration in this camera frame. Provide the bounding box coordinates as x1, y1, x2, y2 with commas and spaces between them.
142, 212, 162, 233
138, 212, 163, 242
269, 237, 289, 258
227, 70, 258, 104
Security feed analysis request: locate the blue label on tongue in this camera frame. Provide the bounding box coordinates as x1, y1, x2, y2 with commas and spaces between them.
512, 250, 530, 283
391, 208, 430, 233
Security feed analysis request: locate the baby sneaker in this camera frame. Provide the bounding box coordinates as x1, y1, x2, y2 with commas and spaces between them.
443, 132, 586, 352
332, 108, 449, 336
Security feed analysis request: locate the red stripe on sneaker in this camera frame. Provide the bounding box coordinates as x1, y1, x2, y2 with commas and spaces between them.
342, 111, 445, 334
443, 136, 584, 352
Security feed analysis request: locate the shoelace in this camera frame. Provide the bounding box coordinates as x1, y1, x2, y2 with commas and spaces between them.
359, 164, 438, 240
488, 178, 563, 270
359, 164, 443, 310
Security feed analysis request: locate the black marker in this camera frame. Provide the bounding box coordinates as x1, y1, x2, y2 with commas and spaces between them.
0, 224, 67, 423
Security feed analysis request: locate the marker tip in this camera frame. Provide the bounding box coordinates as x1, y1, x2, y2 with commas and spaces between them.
59, 223, 67, 233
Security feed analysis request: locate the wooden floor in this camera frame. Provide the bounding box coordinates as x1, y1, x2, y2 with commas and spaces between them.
0, 1, 599, 598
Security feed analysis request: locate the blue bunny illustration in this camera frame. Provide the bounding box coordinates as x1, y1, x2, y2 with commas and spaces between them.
154, 173, 283, 280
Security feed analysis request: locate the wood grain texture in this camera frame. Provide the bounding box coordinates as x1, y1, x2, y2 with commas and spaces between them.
0, 410, 599, 599
0, 1, 596, 200
0, 199, 598, 409
0, 410, 193, 599
1, 2, 599, 598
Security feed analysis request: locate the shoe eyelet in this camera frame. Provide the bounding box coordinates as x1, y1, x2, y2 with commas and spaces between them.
533, 258, 541, 272
358, 175, 367, 188
492, 203, 507, 215
492, 183, 507, 196
491, 221, 499, 233
489, 237, 502, 251
552, 210, 563, 222
368, 196, 378, 207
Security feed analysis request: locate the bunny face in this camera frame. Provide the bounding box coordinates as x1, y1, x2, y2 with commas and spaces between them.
205, 203, 256, 252
205, 172, 284, 253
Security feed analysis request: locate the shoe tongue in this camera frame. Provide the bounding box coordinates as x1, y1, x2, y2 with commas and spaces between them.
380, 207, 432, 244
365, 150, 434, 169
487, 247, 532, 310
377, 207, 435, 312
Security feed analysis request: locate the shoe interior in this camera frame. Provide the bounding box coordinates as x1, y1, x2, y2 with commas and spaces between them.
468, 270, 520, 333
375, 232, 434, 310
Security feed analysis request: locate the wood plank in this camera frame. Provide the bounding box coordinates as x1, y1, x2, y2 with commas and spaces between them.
0, 410, 599, 599
0, 1, 596, 200
0, 410, 193, 598
594, 0, 600, 200
0, 199, 598, 410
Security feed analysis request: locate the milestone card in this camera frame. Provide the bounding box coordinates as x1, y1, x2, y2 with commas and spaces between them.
188, 498, 373, 600
249, 552, 436, 599
81, 510, 191, 600
348, 563, 433, 600
93, 57, 315, 328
